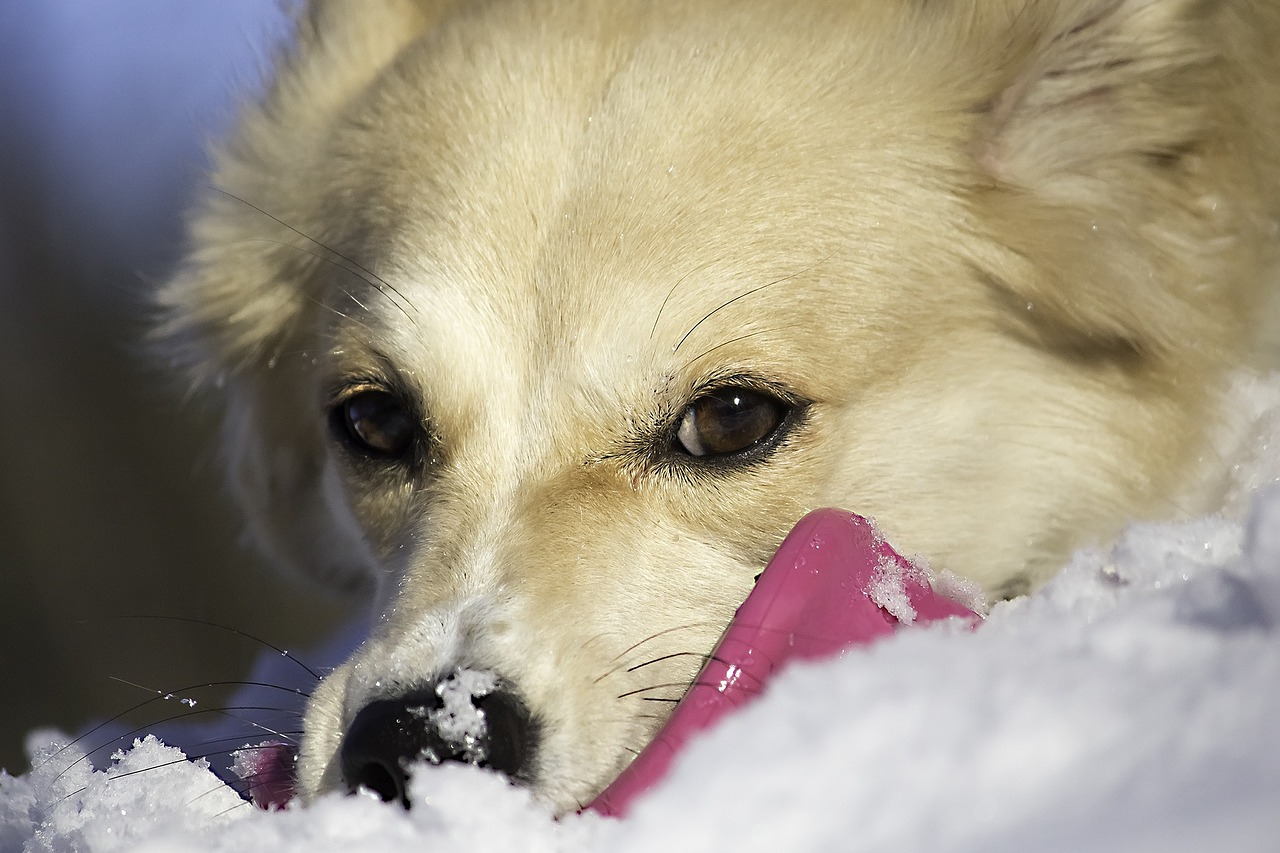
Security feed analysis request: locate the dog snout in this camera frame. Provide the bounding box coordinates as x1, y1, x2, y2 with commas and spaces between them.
338, 668, 537, 807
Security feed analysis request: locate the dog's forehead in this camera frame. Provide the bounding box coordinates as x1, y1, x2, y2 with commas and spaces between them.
329, 3, 966, 257
319, 1, 981, 415
357, 215, 862, 424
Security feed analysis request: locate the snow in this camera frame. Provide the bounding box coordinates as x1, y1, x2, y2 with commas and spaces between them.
5, 374, 1280, 851
868, 552, 924, 624
428, 669, 499, 756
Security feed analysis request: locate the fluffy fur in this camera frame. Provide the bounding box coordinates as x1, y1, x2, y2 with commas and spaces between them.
160, 0, 1280, 811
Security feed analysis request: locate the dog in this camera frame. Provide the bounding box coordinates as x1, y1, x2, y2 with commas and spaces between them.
158, 0, 1280, 813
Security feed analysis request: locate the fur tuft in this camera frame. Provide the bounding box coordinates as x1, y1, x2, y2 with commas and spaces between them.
969, 0, 1280, 363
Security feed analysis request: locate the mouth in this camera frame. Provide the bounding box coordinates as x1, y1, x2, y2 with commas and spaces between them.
231, 739, 299, 811
232, 510, 980, 814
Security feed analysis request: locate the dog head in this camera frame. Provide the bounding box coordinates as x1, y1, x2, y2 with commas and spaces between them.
160, 0, 1279, 811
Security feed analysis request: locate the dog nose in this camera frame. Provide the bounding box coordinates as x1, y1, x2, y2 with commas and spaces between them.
338, 669, 536, 807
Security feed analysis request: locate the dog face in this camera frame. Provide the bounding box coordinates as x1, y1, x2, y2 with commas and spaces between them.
161, 0, 1280, 811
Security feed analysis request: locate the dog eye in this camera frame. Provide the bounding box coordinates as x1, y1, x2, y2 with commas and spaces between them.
335, 390, 416, 458
676, 387, 787, 458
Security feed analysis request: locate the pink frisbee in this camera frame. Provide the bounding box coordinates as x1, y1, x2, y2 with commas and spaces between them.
587, 508, 978, 817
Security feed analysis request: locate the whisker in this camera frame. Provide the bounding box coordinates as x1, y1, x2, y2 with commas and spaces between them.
673, 279, 784, 354
107, 754, 213, 784
46, 720, 302, 809
213, 798, 256, 819
199, 763, 298, 814
187, 778, 252, 808
618, 666, 768, 704
634, 713, 671, 723
339, 287, 372, 315
593, 622, 719, 685
625, 651, 715, 673
181, 730, 305, 756
95, 615, 323, 681
41, 680, 311, 772
578, 631, 613, 656
616, 682, 693, 700
672, 254, 832, 354
108, 738, 301, 790
650, 259, 719, 339
304, 291, 380, 337
608, 622, 718, 664
53, 785, 89, 808
51, 704, 308, 782
212, 188, 414, 319
682, 325, 805, 371
249, 238, 406, 326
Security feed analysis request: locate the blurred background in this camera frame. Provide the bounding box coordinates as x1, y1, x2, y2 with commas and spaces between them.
0, 3, 350, 774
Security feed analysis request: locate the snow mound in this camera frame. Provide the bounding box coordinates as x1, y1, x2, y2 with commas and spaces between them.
3, 735, 243, 852
5, 374, 1280, 852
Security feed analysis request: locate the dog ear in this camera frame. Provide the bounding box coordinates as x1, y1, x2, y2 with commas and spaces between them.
156, 0, 458, 593
158, 0, 455, 381
968, 0, 1272, 361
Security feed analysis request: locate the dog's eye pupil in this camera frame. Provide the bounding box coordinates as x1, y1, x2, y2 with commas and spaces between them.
676, 388, 785, 457
339, 391, 415, 457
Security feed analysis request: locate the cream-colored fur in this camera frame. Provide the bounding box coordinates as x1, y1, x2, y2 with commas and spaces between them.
160, 0, 1280, 811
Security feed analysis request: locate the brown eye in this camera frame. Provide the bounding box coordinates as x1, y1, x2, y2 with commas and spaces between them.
675, 387, 787, 458
335, 390, 416, 458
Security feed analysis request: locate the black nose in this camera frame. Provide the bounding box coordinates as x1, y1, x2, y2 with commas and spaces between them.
338, 670, 536, 807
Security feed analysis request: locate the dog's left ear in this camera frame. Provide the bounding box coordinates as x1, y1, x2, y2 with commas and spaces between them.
155, 0, 462, 595
969, 0, 1278, 361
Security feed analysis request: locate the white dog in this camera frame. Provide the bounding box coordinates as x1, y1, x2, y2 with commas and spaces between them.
160, 0, 1280, 812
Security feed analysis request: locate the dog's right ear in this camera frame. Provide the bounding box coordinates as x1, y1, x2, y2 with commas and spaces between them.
156, 0, 458, 593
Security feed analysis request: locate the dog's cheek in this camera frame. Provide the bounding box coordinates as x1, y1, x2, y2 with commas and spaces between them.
217, 354, 388, 597
506, 539, 752, 806
326, 459, 430, 573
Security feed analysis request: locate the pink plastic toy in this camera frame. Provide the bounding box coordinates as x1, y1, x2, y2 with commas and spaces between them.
587, 508, 978, 817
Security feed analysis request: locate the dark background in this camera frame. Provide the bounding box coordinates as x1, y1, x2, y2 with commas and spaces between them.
0, 3, 349, 774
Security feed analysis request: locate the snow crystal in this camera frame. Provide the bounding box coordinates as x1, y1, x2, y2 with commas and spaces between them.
868, 553, 919, 624
931, 569, 988, 615
430, 670, 498, 758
